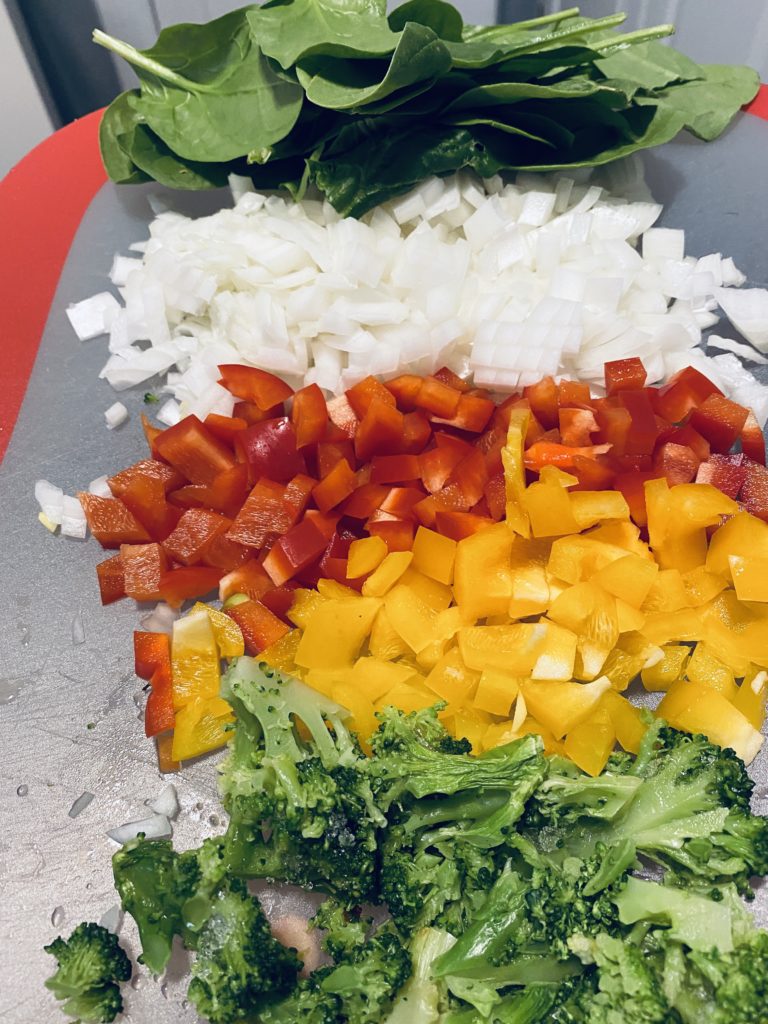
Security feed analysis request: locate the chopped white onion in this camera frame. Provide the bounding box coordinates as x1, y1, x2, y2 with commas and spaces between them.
104, 401, 129, 430
148, 784, 180, 820
88, 475, 112, 498
716, 287, 768, 352
71, 612, 85, 646
140, 603, 179, 634
156, 398, 182, 427
706, 335, 768, 364
61, 496, 87, 539
66, 292, 120, 340
68, 791, 94, 818
35, 479, 64, 525
107, 813, 172, 845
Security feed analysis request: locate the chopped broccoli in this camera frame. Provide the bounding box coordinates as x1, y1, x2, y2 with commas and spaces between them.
383, 927, 456, 1024
44, 922, 131, 1023
311, 899, 368, 960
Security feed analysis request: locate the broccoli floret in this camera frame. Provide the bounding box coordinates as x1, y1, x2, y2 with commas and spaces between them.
311, 899, 368, 960
219, 659, 384, 903
44, 922, 131, 1023
187, 877, 300, 1024
317, 926, 411, 1024
258, 968, 342, 1024
383, 927, 456, 1024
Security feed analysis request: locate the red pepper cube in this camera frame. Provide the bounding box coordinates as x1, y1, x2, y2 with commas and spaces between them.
121, 542, 169, 601
571, 455, 615, 491
524, 377, 558, 429
346, 375, 396, 419
204, 413, 249, 447
415, 376, 461, 418
432, 393, 496, 434
235, 417, 306, 483
317, 439, 356, 478
219, 558, 274, 602
158, 566, 223, 608
419, 443, 466, 494
484, 473, 506, 520
690, 394, 750, 453
604, 357, 647, 395
434, 511, 494, 541
695, 453, 748, 498
378, 487, 425, 519
155, 415, 236, 486
303, 509, 341, 541
108, 459, 185, 498
117, 472, 182, 542
557, 380, 592, 408
141, 414, 163, 457
740, 459, 768, 520
78, 493, 152, 548
448, 449, 489, 506
134, 630, 171, 681
326, 395, 360, 439
653, 366, 722, 423
741, 411, 766, 465
263, 517, 329, 585
593, 400, 632, 456
226, 599, 290, 654
617, 389, 661, 456
656, 423, 711, 462
653, 442, 700, 486
614, 471, 657, 528
202, 529, 252, 572
401, 412, 432, 454
285, 474, 317, 515
291, 383, 328, 448
260, 583, 301, 622
163, 509, 231, 566
559, 408, 599, 447
145, 660, 175, 738
96, 554, 125, 605
232, 400, 285, 425
354, 399, 405, 461
524, 442, 611, 472
371, 454, 422, 484
366, 518, 415, 552
312, 459, 357, 513
341, 483, 390, 519
218, 364, 293, 409
385, 374, 423, 411
433, 366, 471, 393
227, 480, 301, 549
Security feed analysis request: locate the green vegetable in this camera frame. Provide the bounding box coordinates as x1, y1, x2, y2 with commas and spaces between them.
93, 3, 759, 216
44, 922, 131, 1023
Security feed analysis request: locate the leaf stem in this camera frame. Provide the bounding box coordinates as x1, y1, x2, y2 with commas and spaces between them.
596, 24, 676, 53
93, 29, 206, 92
466, 7, 582, 40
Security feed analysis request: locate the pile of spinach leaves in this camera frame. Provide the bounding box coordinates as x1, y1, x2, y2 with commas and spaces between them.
95, 1, 758, 217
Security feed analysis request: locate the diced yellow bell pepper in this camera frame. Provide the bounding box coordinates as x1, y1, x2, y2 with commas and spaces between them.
295, 596, 380, 670
288, 589, 327, 629
658, 679, 764, 764
640, 644, 690, 692
400, 568, 453, 611
375, 680, 436, 714
171, 695, 234, 761
547, 536, 629, 586
641, 608, 705, 646
587, 520, 652, 558
415, 640, 447, 672
530, 621, 578, 681
155, 733, 180, 774
564, 707, 616, 777
601, 691, 647, 754
362, 551, 414, 597
733, 667, 768, 730
682, 566, 729, 607
384, 585, 438, 654
524, 478, 580, 538
171, 609, 221, 710
729, 555, 768, 602
304, 668, 346, 699
458, 621, 567, 677
481, 720, 518, 751
703, 591, 768, 668
541, 466, 579, 489
346, 535, 388, 579
548, 582, 618, 680
424, 647, 480, 704
707, 512, 768, 579
510, 716, 562, 755
434, 606, 475, 643
317, 579, 361, 601
449, 707, 494, 753
474, 670, 520, 717
350, 657, 419, 701
521, 677, 612, 740
685, 643, 737, 701
330, 683, 378, 744
369, 606, 411, 660
641, 569, 692, 613
600, 646, 645, 692
569, 491, 630, 530
615, 599, 646, 634
502, 405, 531, 538
591, 554, 658, 609
648, 481, 738, 573
702, 618, 754, 678
454, 522, 514, 620
260, 629, 302, 675
191, 602, 244, 658
509, 564, 551, 618
411, 526, 457, 586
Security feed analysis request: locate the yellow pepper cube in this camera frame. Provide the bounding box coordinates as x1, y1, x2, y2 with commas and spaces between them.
474, 670, 520, 717
563, 708, 616, 776
641, 608, 705, 646
601, 690, 647, 754
330, 683, 378, 745
192, 602, 244, 658
548, 582, 618, 680
685, 643, 737, 701
707, 512, 768, 578
362, 551, 413, 597
260, 629, 302, 675
648, 481, 738, 573
171, 695, 234, 762
658, 679, 764, 764
288, 589, 327, 629
641, 569, 692, 613
588, 520, 652, 558
375, 680, 436, 715
600, 646, 645, 692
547, 536, 629, 586
317, 579, 361, 601
458, 622, 550, 675
640, 644, 690, 692
521, 677, 612, 740
733, 668, 768, 730
682, 566, 729, 607
399, 568, 453, 611
530, 621, 578, 681
295, 597, 380, 671
569, 491, 630, 530
424, 647, 480, 705
729, 555, 768, 602
591, 554, 658, 609
304, 668, 347, 699
509, 564, 551, 618
384, 584, 438, 654
502, 405, 531, 538
416, 640, 448, 672
454, 522, 514, 620
450, 707, 494, 753
411, 526, 457, 586
346, 535, 388, 579
369, 606, 411, 661
524, 480, 580, 538
615, 599, 646, 634
171, 609, 221, 710
350, 657, 419, 702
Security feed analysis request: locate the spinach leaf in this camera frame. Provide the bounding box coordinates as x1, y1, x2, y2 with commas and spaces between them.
443, 78, 628, 112
296, 22, 451, 110
645, 63, 760, 141
126, 120, 231, 189
388, 0, 463, 41
99, 92, 151, 184
248, 0, 398, 70
595, 39, 703, 90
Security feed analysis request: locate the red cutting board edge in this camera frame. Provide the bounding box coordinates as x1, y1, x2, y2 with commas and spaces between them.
2, 92, 767, 464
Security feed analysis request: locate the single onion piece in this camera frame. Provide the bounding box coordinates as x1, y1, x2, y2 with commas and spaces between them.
140, 602, 180, 634
61, 495, 88, 539
107, 813, 172, 845
72, 612, 85, 646
147, 784, 180, 820
105, 401, 129, 430
88, 475, 113, 497
68, 791, 94, 818
35, 479, 64, 525
706, 335, 768, 365
156, 398, 182, 427
66, 292, 120, 341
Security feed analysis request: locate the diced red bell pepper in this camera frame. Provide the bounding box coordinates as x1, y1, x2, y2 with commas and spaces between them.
235, 417, 306, 482
121, 543, 169, 601
433, 366, 471, 393
740, 459, 768, 520
218, 364, 293, 409
260, 582, 301, 622
593, 400, 631, 456
291, 383, 328, 448
695, 453, 748, 498
78, 494, 152, 548
604, 357, 647, 395
219, 558, 273, 601
432, 393, 495, 434
117, 473, 182, 542
524, 377, 558, 429
385, 374, 422, 411
477, 427, 506, 476
228, 480, 299, 548
134, 630, 170, 681
263, 517, 329, 585
653, 366, 722, 423
201, 530, 251, 572
371, 454, 422, 483
163, 509, 230, 566
435, 511, 494, 541
414, 376, 461, 418
141, 414, 163, 457
170, 463, 250, 519
155, 415, 236, 486
656, 423, 711, 462
144, 659, 175, 738
435, 432, 474, 456
326, 395, 360, 438
317, 439, 356, 478
653, 443, 699, 486
355, 399, 405, 461
108, 459, 185, 498
617, 389, 660, 456
155, 733, 180, 773
346, 376, 396, 419
96, 554, 125, 604
419, 443, 466, 494
740, 411, 766, 465
303, 509, 341, 540
366, 518, 415, 551
401, 412, 432, 454
614, 471, 656, 528
226, 600, 290, 654
204, 413, 248, 447
484, 473, 506, 520
312, 459, 357, 513
449, 449, 489, 506
524, 442, 611, 471
158, 566, 222, 608
285, 474, 316, 515
378, 487, 425, 519
232, 400, 285, 425
559, 408, 599, 447
557, 380, 592, 408
342, 483, 390, 518
690, 393, 750, 453
571, 455, 615, 491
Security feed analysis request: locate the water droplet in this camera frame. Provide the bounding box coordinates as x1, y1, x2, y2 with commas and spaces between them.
160, 982, 168, 999
0, 677, 30, 704
17, 784, 28, 797
19, 625, 30, 647
181, 999, 189, 1010
85, 882, 93, 891
209, 814, 220, 827
131, 974, 143, 991
51, 906, 65, 928
194, 801, 203, 810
